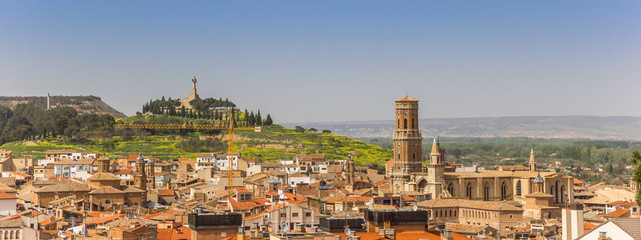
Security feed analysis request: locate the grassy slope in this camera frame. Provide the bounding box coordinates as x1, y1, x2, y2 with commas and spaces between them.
0, 125, 392, 165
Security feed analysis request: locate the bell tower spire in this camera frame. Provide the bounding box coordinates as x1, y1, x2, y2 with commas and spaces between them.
529, 148, 537, 172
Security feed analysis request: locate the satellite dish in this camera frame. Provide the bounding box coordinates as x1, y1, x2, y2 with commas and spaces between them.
280, 222, 289, 234
344, 227, 352, 235
413, 205, 418, 211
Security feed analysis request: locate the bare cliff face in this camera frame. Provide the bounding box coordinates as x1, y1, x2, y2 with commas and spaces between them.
0, 95, 127, 118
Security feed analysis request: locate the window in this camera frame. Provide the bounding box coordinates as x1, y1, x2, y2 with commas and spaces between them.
280, 213, 286, 217
516, 180, 522, 196
404, 119, 408, 129
292, 213, 298, 217
447, 183, 455, 197
484, 183, 490, 201
306, 212, 311, 217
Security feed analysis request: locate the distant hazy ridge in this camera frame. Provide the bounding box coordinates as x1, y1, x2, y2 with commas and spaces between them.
284, 116, 641, 140
0, 96, 127, 119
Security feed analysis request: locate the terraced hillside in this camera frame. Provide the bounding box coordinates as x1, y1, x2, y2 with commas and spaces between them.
0, 125, 392, 168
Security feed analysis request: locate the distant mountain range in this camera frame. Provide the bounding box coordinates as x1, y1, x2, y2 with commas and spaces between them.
283, 116, 641, 140
0, 96, 127, 118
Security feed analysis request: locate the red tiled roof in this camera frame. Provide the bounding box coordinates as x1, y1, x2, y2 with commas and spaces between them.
335, 230, 472, 240
113, 169, 133, 175
157, 225, 191, 240
158, 189, 175, 196
283, 192, 307, 204
228, 198, 260, 211
0, 192, 17, 199
606, 200, 636, 207
326, 196, 372, 204
87, 212, 112, 218
574, 179, 585, 185
253, 198, 269, 206
234, 186, 251, 193
88, 214, 123, 225
266, 192, 279, 196
584, 222, 597, 233
375, 179, 389, 187
602, 208, 631, 218
39, 217, 62, 225
278, 185, 292, 190
144, 209, 185, 220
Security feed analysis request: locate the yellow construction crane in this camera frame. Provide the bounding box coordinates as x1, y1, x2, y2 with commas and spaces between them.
225, 113, 258, 199
115, 110, 261, 205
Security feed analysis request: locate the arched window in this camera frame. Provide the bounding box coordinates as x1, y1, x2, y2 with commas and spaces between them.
466, 183, 472, 200
447, 183, 455, 197
404, 119, 408, 129
560, 185, 566, 203
516, 180, 522, 196
397, 119, 400, 128
554, 181, 560, 203
550, 186, 555, 201
484, 183, 490, 201
501, 181, 508, 200
411, 118, 415, 129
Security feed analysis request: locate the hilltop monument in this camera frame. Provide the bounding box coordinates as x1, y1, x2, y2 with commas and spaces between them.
179, 76, 201, 109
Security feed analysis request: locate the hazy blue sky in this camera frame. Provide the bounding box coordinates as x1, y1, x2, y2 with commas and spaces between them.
1, 1, 640, 123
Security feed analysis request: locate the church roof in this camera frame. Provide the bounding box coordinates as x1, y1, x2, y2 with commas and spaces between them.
33, 182, 91, 193
395, 96, 419, 102
90, 186, 125, 194
417, 198, 522, 211
123, 186, 146, 193
88, 172, 122, 181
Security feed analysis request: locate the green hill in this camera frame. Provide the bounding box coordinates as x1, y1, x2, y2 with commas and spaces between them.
0, 124, 392, 169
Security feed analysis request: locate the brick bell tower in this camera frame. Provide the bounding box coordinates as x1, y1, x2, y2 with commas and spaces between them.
390, 96, 422, 194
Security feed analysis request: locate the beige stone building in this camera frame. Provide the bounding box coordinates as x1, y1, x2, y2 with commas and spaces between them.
386, 96, 574, 210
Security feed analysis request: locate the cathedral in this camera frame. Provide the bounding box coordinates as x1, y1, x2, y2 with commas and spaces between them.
387, 96, 574, 208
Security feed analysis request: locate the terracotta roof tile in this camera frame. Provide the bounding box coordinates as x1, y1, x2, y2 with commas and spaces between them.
0, 192, 17, 199
602, 208, 630, 218
88, 214, 123, 225
158, 189, 175, 196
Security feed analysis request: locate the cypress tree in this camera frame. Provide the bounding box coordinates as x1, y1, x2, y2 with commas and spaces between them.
265, 114, 273, 125
257, 110, 262, 125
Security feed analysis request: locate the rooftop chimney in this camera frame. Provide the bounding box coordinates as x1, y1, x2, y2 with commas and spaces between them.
562, 209, 584, 240
442, 229, 454, 240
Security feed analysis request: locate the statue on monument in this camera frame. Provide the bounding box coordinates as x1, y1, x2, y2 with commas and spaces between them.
192, 76, 197, 89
